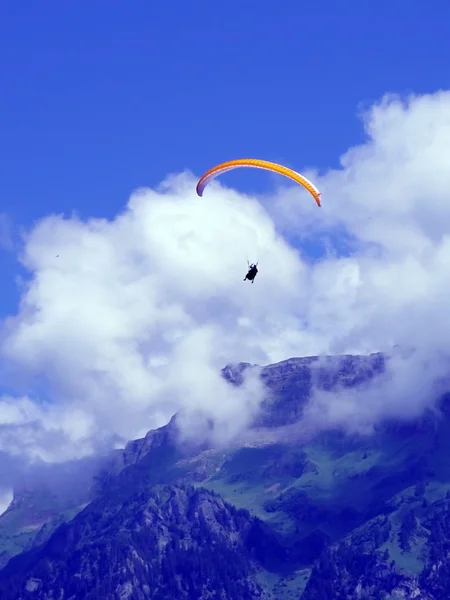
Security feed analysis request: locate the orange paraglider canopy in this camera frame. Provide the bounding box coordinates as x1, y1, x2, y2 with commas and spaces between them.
196, 158, 321, 207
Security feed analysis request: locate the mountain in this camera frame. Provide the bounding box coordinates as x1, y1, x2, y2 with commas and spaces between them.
0, 455, 105, 571
0, 352, 385, 570
1, 353, 450, 598
0, 485, 278, 599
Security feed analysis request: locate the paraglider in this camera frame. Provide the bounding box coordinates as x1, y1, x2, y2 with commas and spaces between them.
196, 158, 321, 207
244, 262, 258, 283
196, 158, 321, 286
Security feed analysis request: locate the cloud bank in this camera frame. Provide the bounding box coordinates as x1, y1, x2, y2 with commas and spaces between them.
1, 90, 450, 472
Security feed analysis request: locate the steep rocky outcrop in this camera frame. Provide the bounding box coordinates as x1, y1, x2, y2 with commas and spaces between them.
0, 485, 278, 599
223, 352, 386, 427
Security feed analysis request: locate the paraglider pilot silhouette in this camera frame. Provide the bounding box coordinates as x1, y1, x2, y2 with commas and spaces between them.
244, 261, 258, 283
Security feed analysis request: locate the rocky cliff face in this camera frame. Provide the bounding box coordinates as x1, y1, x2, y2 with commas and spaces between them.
223, 352, 386, 427
0, 485, 277, 600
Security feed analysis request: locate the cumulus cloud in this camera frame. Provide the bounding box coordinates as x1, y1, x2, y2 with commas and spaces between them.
2, 90, 450, 462
0, 174, 305, 461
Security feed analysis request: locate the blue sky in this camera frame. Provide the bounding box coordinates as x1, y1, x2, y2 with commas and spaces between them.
1, 0, 450, 315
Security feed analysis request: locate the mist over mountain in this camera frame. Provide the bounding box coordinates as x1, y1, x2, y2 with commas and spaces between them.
1, 352, 450, 599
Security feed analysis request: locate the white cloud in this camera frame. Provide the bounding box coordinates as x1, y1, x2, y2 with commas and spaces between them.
2, 90, 450, 460
0, 489, 12, 517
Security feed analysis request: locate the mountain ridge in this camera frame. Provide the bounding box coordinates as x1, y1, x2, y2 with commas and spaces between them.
1, 351, 450, 598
